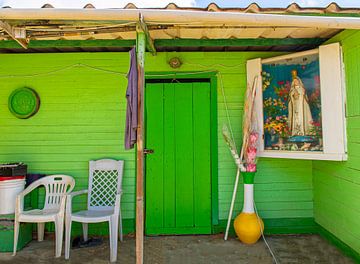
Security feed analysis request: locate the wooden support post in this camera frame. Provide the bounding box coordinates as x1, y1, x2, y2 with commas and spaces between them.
139, 13, 156, 56
136, 24, 146, 264
0, 21, 28, 49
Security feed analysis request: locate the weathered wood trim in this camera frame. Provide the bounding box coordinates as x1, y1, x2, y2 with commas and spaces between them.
138, 14, 156, 56
0, 21, 28, 49
136, 29, 146, 264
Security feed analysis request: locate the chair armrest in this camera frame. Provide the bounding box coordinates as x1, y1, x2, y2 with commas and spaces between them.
69, 189, 88, 197
15, 181, 42, 214
66, 189, 88, 215
114, 191, 123, 216
17, 180, 41, 199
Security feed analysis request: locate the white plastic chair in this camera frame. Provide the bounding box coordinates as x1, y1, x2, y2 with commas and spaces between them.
13, 175, 75, 257
65, 159, 124, 262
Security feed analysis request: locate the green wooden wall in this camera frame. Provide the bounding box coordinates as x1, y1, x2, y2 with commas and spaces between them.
0, 51, 314, 233
313, 30, 360, 254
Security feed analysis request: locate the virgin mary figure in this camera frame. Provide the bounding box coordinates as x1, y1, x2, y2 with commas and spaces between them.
288, 70, 314, 136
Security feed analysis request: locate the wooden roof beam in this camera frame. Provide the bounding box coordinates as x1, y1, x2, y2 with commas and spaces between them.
0, 21, 28, 49
138, 13, 156, 56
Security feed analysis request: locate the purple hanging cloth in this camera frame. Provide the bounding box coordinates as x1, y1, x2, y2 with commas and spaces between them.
125, 47, 138, 150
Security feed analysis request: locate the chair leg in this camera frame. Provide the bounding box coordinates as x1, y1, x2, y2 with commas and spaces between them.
108, 220, 113, 262
82, 223, 88, 242
12, 220, 20, 256
65, 216, 72, 260
37, 223, 45, 242
119, 210, 123, 242
54, 216, 64, 258
109, 216, 119, 262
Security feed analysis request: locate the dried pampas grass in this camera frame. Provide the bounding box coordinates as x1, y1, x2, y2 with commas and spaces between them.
240, 76, 258, 170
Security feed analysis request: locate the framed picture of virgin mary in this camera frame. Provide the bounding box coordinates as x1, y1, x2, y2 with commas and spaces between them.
247, 43, 347, 161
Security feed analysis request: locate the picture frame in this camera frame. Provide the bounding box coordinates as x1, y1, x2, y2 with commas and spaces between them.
247, 43, 347, 161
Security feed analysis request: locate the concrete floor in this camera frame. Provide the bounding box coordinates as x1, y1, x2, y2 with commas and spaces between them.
0, 234, 354, 264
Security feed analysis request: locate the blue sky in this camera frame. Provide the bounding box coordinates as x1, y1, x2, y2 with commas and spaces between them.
1, 0, 360, 8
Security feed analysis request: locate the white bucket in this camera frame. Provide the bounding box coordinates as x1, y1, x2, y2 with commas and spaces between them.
0, 178, 25, 215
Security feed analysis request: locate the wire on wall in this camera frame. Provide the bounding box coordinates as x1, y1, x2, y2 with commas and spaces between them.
0, 63, 128, 78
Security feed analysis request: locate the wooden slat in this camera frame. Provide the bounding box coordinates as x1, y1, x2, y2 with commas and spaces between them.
163, 83, 176, 228
193, 82, 212, 229
145, 83, 164, 230
175, 83, 194, 228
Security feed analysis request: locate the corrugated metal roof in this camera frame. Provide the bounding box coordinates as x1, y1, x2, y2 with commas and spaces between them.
2, 2, 360, 14
0, 2, 359, 53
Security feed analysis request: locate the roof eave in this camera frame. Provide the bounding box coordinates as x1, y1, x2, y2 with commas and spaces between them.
1, 8, 360, 29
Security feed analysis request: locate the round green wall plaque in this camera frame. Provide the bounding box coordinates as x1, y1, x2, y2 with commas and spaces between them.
8, 87, 40, 119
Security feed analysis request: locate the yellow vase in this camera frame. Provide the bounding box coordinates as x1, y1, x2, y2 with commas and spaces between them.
234, 212, 264, 244
233, 172, 264, 244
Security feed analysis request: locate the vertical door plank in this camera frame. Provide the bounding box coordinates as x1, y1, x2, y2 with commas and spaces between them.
163, 83, 176, 228
145, 83, 164, 231
175, 83, 194, 228
193, 83, 212, 228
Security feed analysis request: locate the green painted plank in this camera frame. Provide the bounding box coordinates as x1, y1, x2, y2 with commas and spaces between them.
175, 82, 194, 228
145, 226, 211, 235
103, 217, 321, 237
145, 83, 164, 231
154, 38, 327, 47
317, 225, 360, 263
193, 82, 212, 229
163, 83, 176, 228
209, 75, 219, 226
213, 218, 318, 236
46, 39, 135, 47
0, 38, 327, 49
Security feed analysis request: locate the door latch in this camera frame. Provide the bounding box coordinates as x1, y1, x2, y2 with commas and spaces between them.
144, 149, 154, 155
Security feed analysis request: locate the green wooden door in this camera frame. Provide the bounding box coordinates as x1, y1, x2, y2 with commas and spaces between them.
145, 81, 212, 235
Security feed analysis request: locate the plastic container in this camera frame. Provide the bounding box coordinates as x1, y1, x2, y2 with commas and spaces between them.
0, 176, 25, 215
0, 163, 27, 177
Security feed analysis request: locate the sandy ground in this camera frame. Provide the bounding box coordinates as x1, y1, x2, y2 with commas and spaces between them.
0, 234, 354, 264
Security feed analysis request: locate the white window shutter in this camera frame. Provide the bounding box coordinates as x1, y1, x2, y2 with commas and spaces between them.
319, 43, 347, 160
